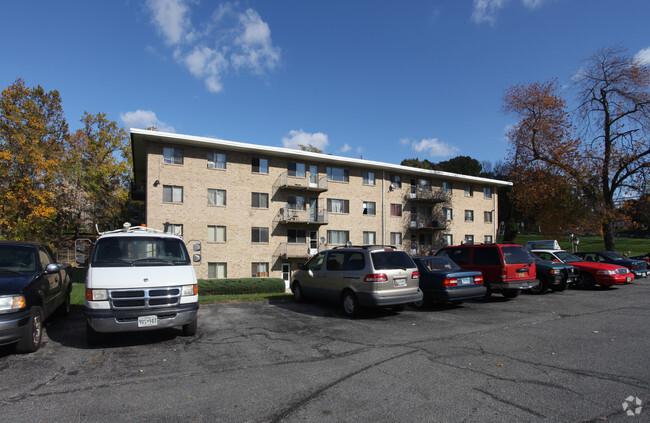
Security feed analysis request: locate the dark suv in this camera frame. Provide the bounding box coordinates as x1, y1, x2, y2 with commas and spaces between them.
435, 243, 538, 299
291, 246, 423, 316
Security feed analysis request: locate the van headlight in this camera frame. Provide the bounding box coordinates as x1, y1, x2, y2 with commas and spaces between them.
182, 284, 198, 296
86, 289, 108, 301
0, 295, 26, 311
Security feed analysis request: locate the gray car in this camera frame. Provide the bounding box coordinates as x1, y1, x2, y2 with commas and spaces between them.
291, 246, 423, 316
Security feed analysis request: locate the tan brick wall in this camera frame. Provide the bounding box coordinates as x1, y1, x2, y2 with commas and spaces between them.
144, 140, 499, 280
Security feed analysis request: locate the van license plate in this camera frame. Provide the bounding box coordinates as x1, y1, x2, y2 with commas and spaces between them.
138, 315, 158, 327
394, 278, 406, 287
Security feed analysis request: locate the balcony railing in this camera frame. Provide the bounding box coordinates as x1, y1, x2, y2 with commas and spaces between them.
408, 218, 446, 231
407, 188, 449, 204
273, 172, 328, 192
273, 242, 314, 260
274, 206, 329, 225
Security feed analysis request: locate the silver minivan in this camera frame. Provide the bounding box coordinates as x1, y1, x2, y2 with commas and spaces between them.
291, 246, 423, 316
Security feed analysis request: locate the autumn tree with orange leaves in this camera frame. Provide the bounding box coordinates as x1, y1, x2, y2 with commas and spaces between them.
504, 46, 650, 251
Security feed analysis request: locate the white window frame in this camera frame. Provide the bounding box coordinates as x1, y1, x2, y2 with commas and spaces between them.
163, 147, 183, 165
163, 185, 183, 203
363, 231, 376, 245
252, 192, 269, 209
207, 225, 226, 243
207, 152, 226, 169
208, 262, 227, 279
207, 188, 226, 206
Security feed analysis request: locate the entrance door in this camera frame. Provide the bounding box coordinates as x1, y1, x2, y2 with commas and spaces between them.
281, 263, 291, 290
309, 230, 318, 255
309, 165, 318, 187
309, 198, 318, 222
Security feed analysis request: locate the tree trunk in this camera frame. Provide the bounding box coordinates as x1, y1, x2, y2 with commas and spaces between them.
602, 220, 615, 251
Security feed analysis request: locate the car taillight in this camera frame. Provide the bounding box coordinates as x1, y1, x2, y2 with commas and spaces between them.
500, 267, 507, 279
364, 273, 388, 282
473, 275, 483, 284
443, 278, 458, 287
412, 271, 419, 280
630, 264, 637, 269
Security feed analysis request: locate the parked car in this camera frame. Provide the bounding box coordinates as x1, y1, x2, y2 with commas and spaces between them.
525, 240, 561, 251
291, 246, 423, 316
435, 243, 538, 299
531, 249, 634, 288
526, 250, 578, 294
574, 251, 648, 279
0, 242, 72, 353
411, 256, 485, 306
629, 253, 650, 263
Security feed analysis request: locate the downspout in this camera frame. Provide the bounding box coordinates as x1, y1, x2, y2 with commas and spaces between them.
493, 186, 497, 241
382, 170, 386, 245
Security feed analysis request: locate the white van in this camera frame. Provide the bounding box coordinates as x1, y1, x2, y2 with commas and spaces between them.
525, 240, 561, 251
82, 223, 200, 345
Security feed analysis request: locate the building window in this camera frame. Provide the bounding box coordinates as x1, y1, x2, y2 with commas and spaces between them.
251, 262, 269, 277
465, 210, 474, 222
163, 223, 183, 237
252, 192, 269, 209
390, 174, 402, 189
163, 147, 183, 165
252, 157, 268, 174
443, 234, 453, 246
327, 167, 349, 182
327, 199, 349, 214
390, 232, 402, 245
251, 227, 269, 243
484, 211, 493, 223
418, 178, 431, 191
484, 235, 493, 244
287, 195, 306, 211
363, 171, 375, 185
163, 185, 183, 203
443, 207, 453, 220
484, 187, 492, 199
207, 152, 226, 169
208, 263, 227, 279
464, 185, 474, 197
363, 231, 376, 245
391, 204, 402, 217
362, 201, 376, 215
327, 230, 349, 245
464, 235, 474, 245
207, 225, 226, 243
207, 188, 226, 206
288, 162, 306, 178
442, 181, 452, 194
288, 229, 307, 244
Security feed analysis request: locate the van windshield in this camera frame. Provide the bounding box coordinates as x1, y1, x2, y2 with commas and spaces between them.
502, 246, 534, 265
371, 251, 415, 270
91, 237, 190, 267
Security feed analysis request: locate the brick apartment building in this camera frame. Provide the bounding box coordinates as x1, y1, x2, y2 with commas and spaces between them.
130, 129, 512, 286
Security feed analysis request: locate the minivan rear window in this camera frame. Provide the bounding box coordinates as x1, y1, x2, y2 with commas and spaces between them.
371, 251, 415, 270
502, 246, 533, 265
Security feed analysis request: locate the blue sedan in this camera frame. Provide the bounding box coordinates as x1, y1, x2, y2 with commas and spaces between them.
412, 256, 487, 307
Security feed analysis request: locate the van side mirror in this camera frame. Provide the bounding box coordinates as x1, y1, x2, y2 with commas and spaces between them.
193, 254, 201, 263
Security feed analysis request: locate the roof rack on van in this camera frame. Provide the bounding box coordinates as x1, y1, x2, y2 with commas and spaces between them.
97, 222, 166, 236
331, 245, 398, 250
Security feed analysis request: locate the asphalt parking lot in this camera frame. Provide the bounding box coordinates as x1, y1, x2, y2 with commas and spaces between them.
1, 279, 648, 423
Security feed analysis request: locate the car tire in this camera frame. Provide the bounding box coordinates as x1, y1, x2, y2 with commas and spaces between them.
86, 322, 103, 347
551, 279, 568, 292
16, 306, 43, 354
182, 317, 198, 336
482, 285, 493, 299
341, 291, 360, 317
292, 282, 306, 303
576, 272, 596, 289
529, 276, 548, 295
502, 289, 520, 299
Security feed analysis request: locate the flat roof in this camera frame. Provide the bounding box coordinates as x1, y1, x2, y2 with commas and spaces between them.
130, 128, 512, 187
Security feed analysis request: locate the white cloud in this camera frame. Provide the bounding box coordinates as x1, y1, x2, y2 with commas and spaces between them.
145, 0, 281, 93
522, 0, 546, 9
340, 143, 351, 153
281, 130, 329, 152
121, 110, 175, 132
471, 0, 506, 26
634, 47, 650, 65
409, 138, 460, 157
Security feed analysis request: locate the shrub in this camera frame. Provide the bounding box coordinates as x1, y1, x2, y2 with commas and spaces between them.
198, 278, 285, 295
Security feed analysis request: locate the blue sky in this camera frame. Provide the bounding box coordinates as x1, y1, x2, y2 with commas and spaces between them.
2, 0, 649, 167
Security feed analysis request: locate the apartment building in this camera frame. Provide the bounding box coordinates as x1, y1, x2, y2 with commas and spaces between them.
131, 129, 512, 286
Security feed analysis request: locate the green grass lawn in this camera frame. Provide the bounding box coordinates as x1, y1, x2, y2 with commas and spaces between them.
502, 234, 650, 256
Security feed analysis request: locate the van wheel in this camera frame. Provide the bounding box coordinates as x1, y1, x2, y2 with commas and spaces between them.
502, 289, 520, 299
341, 291, 360, 317
292, 282, 306, 303
182, 317, 197, 336
529, 277, 548, 295
16, 307, 43, 353
86, 322, 103, 347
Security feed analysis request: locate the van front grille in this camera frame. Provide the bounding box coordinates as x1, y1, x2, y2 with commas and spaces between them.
109, 287, 181, 310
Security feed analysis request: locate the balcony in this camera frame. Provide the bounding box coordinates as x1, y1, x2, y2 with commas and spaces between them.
274, 206, 328, 225
407, 188, 449, 204
273, 172, 328, 192
273, 243, 314, 260
409, 218, 446, 231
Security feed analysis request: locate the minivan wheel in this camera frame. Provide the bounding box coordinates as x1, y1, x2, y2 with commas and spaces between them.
292, 282, 306, 303
341, 291, 360, 317
502, 289, 520, 299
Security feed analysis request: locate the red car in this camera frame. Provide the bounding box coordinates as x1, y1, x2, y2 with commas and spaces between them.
532, 249, 634, 288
